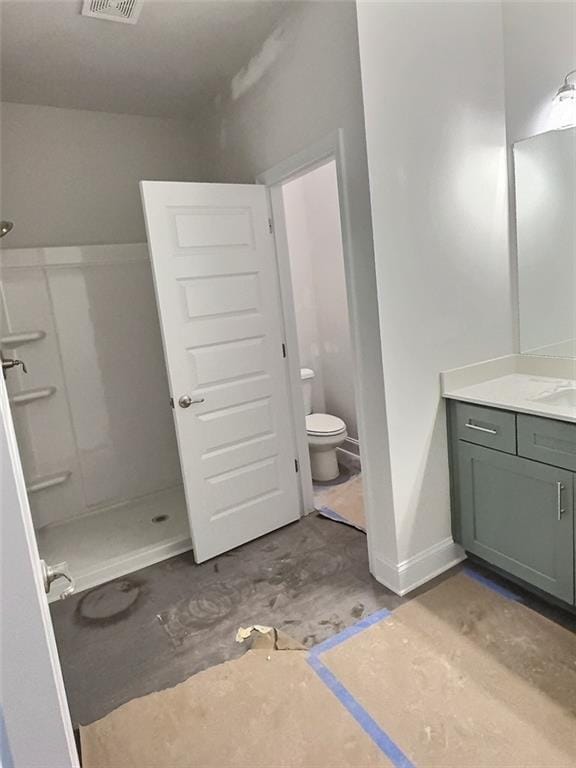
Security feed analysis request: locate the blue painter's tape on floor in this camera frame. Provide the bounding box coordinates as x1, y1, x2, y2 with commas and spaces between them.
307, 654, 416, 768
464, 566, 523, 603
306, 563, 523, 767
307, 564, 522, 766
309, 606, 392, 657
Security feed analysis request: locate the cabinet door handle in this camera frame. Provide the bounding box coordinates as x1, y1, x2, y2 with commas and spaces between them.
557, 482, 566, 521
465, 421, 497, 435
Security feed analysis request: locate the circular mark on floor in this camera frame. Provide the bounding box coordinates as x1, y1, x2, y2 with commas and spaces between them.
76, 578, 142, 625
267, 549, 347, 592
152, 514, 169, 523
183, 583, 238, 629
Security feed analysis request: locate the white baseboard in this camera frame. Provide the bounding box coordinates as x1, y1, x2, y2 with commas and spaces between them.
371, 538, 466, 596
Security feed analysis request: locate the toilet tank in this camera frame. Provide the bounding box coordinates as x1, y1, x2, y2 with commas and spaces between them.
300, 368, 315, 415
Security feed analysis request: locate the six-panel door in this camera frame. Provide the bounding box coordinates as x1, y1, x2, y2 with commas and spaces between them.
140, 181, 300, 562
458, 441, 574, 603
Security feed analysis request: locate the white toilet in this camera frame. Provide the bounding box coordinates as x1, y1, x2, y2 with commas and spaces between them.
300, 368, 347, 482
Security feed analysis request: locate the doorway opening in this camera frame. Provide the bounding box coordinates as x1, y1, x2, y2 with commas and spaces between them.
264, 152, 366, 536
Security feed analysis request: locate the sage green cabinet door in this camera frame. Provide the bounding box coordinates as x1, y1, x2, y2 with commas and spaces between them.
458, 442, 574, 603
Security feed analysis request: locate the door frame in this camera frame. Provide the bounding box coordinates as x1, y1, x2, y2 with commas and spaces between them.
258, 130, 365, 523
0, 376, 79, 768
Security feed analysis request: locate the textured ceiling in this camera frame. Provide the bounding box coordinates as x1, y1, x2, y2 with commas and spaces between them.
0, 0, 289, 119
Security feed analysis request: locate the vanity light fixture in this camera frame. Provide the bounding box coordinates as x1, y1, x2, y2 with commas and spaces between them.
552, 68, 576, 129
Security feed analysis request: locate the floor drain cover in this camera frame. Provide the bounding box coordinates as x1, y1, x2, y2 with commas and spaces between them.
152, 514, 168, 523
77, 579, 141, 623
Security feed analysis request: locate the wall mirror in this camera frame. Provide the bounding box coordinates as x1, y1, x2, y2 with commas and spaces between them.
514, 127, 576, 357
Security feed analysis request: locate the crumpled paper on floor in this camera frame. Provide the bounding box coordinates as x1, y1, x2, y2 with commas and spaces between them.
235, 624, 306, 651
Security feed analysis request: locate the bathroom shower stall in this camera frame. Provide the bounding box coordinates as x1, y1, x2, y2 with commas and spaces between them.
1, 241, 192, 598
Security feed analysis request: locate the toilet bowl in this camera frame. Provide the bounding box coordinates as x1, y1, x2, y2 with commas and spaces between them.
306, 412, 347, 482
300, 368, 347, 482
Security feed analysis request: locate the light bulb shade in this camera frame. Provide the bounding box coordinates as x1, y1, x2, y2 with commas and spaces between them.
552, 82, 576, 129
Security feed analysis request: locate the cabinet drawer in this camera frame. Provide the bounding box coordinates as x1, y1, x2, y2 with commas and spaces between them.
454, 402, 516, 454
517, 414, 576, 472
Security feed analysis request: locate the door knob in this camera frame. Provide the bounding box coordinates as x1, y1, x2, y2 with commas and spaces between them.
40, 560, 75, 600
179, 395, 205, 408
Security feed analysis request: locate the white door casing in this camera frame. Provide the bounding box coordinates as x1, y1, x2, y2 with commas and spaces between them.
0, 376, 78, 768
140, 182, 300, 562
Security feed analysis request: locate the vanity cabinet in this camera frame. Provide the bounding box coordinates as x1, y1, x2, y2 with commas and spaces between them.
448, 401, 575, 606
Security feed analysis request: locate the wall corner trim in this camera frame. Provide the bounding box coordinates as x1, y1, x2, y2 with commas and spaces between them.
371, 538, 466, 596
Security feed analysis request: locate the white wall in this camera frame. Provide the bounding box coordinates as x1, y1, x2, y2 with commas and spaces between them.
0, 102, 201, 248
356, 1, 514, 588
283, 161, 357, 438
198, 1, 397, 568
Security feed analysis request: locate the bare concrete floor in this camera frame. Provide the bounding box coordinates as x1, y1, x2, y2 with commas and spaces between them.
50, 512, 576, 727
51, 512, 399, 725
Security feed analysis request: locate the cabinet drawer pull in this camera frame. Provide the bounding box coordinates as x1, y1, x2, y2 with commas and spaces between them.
465, 421, 497, 435
557, 482, 566, 521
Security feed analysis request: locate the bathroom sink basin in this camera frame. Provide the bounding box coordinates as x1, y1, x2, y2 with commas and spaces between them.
534, 388, 576, 408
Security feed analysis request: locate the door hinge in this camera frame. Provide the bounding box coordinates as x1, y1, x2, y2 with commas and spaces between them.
170, 397, 174, 409
282, 343, 287, 359
294, 459, 299, 473
268, 218, 273, 234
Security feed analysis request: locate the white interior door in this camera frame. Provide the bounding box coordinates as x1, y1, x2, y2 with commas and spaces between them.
0, 376, 78, 768
140, 182, 300, 562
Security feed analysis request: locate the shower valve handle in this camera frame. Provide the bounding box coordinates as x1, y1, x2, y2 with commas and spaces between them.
1, 358, 27, 374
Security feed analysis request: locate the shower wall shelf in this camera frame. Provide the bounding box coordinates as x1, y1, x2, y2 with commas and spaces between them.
1, 330, 46, 347
9, 386, 57, 406
27, 471, 72, 494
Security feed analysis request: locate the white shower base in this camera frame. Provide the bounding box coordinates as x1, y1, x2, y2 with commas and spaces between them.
37, 485, 192, 602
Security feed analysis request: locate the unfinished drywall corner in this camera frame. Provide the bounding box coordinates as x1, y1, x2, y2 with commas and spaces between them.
231, 25, 286, 101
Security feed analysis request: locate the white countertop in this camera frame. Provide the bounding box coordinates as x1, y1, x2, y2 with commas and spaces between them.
441, 355, 576, 423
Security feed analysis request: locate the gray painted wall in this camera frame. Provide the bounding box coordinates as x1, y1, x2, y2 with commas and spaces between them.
0, 102, 201, 248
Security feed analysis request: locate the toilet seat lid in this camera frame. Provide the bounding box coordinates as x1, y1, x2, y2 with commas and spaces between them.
306, 413, 346, 436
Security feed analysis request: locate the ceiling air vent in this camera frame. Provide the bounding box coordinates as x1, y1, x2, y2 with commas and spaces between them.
81, 0, 143, 24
